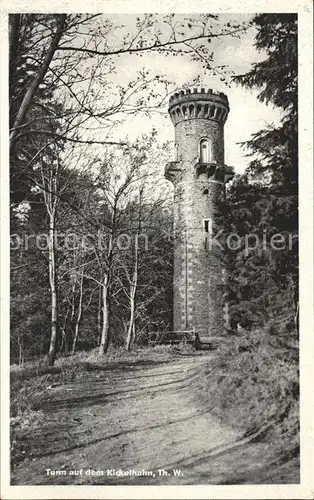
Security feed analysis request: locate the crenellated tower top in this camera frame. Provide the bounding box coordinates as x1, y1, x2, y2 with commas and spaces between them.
168, 87, 229, 126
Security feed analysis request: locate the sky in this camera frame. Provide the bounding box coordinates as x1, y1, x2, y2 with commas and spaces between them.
101, 14, 283, 175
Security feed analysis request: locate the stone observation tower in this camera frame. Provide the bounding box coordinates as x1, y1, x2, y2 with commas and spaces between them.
165, 88, 234, 342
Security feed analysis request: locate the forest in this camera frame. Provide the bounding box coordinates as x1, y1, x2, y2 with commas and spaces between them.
9, 13, 298, 363
8, 13, 299, 476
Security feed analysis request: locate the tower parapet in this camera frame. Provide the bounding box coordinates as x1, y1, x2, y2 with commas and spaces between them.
168, 87, 229, 126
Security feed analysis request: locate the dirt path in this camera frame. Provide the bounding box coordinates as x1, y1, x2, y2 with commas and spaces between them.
11, 353, 298, 485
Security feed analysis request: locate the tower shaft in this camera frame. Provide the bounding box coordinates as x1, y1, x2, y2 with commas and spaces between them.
165, 88, 234, 341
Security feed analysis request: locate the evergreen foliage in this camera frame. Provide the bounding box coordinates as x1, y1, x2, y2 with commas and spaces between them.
227, 14, 298, 332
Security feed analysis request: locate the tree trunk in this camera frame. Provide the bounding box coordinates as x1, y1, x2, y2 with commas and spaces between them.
126, 298, 135, 351
9, 14, 21, 127
9, 14, 20, 65
126, 270, 137, 351
97, 284, 102, 345
70, 282, 76, 320
40, 154, 60, 366
47, 213, 58, 366
126, 188, 142, 351
292, 276, 299, 335
59, 304, 70, 354
71, 269, 84, 355
18, 335, 24, 367
98, 274, 110, 355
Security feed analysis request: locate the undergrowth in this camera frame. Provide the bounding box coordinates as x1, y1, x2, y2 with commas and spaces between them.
204, 327, 299, 457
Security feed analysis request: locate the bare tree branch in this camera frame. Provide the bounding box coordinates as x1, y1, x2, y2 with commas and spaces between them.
58, 27, 246, 58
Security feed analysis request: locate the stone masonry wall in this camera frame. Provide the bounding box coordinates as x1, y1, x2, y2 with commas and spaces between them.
171, 112, 227, 338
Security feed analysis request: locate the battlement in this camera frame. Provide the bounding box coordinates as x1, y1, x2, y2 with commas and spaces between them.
168, 87, 229, 125
169, 87, 228, 104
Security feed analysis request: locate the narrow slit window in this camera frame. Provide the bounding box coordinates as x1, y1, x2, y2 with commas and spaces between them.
204, 219, 210, 233
204, 219, 211, 249
174, 143, 178, 161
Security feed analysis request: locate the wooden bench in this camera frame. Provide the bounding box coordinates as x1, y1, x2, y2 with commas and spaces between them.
148, 329, 196, 346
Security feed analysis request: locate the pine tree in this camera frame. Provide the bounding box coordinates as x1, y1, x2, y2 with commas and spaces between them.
228, 14, 298, 333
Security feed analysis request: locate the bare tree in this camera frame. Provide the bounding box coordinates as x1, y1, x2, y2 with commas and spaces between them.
35, 142, 96, 365
125, 187, 143, 351
39, 151, 60, 366
70, 266, 84, 355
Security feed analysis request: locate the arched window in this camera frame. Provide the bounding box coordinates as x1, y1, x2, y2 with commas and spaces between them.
199, 138, 211, 163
